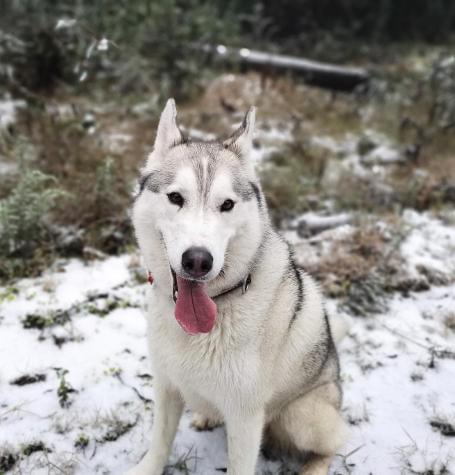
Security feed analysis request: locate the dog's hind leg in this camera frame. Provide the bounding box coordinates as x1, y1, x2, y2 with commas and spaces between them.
268, 383, 348, 475
191, 412, 223, 431
126, 379, 183, 475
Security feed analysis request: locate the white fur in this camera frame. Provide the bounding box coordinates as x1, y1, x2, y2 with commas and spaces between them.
127, 101, 348, 475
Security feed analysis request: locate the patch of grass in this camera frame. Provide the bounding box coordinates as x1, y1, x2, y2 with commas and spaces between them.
0, 286, 18, 303
86, 296, 137, 317
430, 419, 455, 437
260, 141, 326, 225
22, 309, 70, 330
105, 367, 122, 378
74, 433, 89, 450
10, 373, 46, 386
164, 447, 199, 475
346, 404, 370, 426
99, 415, 137, 443
0, 450, 18, 472
22, 442, 50, 457
307, 226, 387, 290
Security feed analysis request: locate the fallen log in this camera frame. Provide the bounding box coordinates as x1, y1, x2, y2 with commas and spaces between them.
296, 213, 352, 238
209, 44, 370, 92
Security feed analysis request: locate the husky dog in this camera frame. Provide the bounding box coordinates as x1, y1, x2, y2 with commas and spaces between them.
129, 99, 348, 475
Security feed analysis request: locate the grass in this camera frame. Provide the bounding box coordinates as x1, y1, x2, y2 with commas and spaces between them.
98, 413, 138, 443
0, 450, 18, 472
74, 433, 90, 450
165, 447, 200, 475
10, 373, 47, 386
1, 43, 455, 286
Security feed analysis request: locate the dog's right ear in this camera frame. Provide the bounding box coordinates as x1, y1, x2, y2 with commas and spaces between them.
147, 99, 182, 164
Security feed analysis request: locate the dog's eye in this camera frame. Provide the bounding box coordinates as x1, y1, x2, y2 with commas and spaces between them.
167, 192, 184, 207
220, 199, 235, 212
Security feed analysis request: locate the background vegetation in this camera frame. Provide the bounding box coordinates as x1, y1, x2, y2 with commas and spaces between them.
0, 0, 455, 282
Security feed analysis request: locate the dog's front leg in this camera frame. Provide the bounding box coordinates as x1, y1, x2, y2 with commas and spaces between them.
127, 381, 183, 475
225, 409, 264, 475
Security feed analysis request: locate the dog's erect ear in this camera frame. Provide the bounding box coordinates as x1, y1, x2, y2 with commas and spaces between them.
223, 106, 256, 159
151, 98, 182, 158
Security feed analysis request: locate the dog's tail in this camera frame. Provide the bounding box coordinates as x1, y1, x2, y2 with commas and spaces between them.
328, 313, 351, 344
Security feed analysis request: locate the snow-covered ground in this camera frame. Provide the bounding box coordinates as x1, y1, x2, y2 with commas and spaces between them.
1, 212, 455, 474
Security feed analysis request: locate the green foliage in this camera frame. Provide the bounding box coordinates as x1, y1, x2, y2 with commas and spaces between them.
0, 169, 66, 258
85, 0, 242, 98
0, 0, 243, 98
260, 143, 325, 225
54, 368, 76, 408
74, 433, 90, 450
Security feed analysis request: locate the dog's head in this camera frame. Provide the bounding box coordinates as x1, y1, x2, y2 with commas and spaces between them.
132, 99, 266, 333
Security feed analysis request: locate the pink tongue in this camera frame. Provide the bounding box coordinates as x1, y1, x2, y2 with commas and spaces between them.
174, 276, 217, 334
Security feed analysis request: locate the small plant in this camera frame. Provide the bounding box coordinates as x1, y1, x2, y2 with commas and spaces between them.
0, 168, 66, 258
74, 433, 89, 450
105, 366, 122, 377
0, 286, 18, 303
54, 368, 77, 408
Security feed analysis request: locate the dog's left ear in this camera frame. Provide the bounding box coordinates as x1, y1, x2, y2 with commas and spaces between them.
223, 106, 256, 159
151, 98, 183, 159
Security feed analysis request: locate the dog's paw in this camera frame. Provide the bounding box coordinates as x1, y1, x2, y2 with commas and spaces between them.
191, 413, 222, 431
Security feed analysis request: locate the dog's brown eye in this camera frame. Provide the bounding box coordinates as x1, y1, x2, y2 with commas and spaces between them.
167, 192, 184, 207
220, 199, 235, 212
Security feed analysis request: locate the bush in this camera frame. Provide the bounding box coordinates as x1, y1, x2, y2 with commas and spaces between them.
0, 0, 243, 98
0, 169, 66, 258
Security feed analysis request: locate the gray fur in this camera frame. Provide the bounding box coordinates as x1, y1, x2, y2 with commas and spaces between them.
145, 140, 258, 204
129, 100, 347, 475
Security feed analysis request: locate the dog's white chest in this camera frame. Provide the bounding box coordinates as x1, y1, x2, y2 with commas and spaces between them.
147, 292, 262, 410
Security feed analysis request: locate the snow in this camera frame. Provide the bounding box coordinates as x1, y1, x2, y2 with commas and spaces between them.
338, 286, 455, 474
401, 210, 455, 281
0, 97, 26, 130
55, 18, 77, 30
311, 129, 404, 180
1, 215, 455, 474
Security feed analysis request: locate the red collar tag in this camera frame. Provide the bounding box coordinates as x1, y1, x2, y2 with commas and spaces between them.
147, 271, 154, 285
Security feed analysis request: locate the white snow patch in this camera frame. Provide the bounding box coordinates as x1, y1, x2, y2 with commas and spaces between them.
401, 209, 455, 280
0, 97, 26, 129
1, 239, 454, 473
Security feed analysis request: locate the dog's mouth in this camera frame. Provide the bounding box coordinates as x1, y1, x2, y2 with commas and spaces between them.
173, 273, 217, 335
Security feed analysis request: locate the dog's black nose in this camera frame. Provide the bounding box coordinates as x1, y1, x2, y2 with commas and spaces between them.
182, 247, 213, 278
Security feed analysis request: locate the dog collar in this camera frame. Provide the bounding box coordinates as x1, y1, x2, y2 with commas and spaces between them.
146, 269, 252, 303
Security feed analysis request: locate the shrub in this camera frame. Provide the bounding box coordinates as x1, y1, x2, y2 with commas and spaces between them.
0, 169, 66, 258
